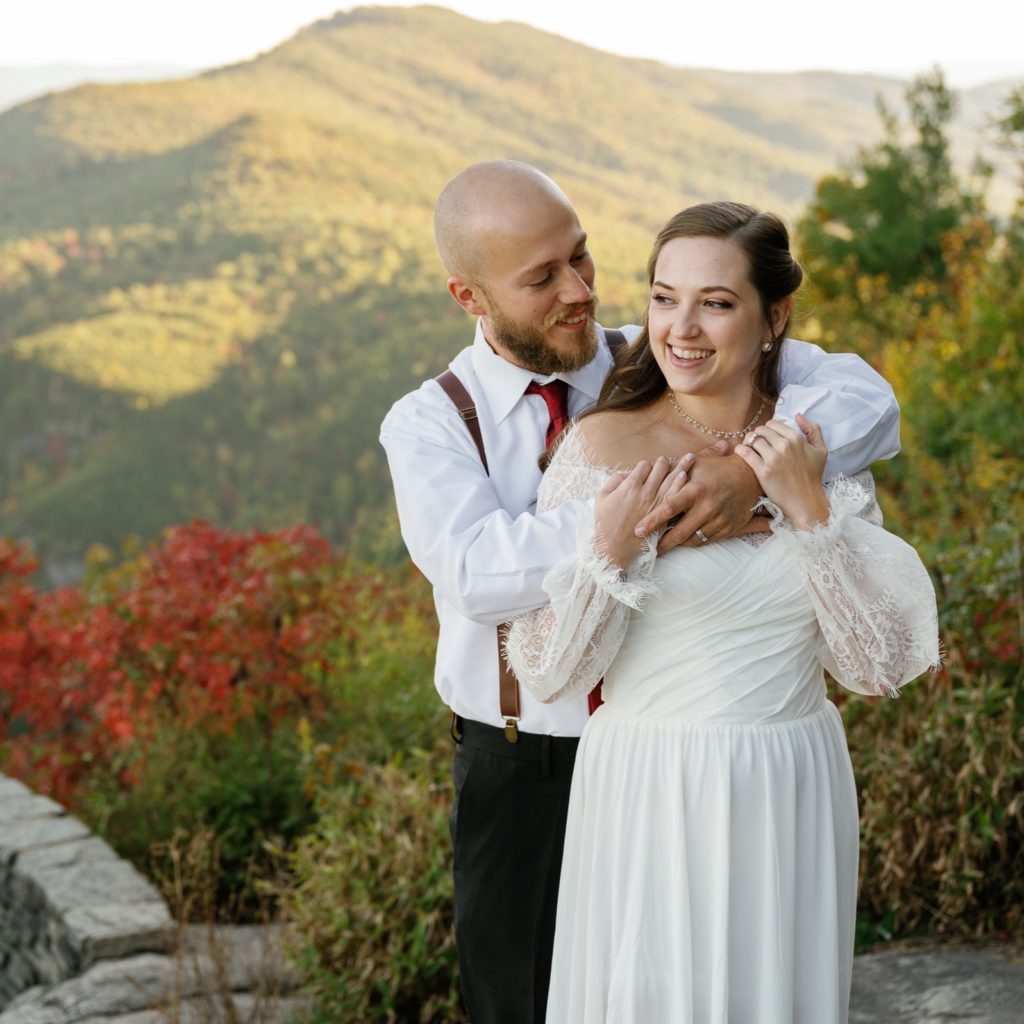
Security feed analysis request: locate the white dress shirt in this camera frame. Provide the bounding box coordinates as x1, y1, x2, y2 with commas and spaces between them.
379, 322, 900, 736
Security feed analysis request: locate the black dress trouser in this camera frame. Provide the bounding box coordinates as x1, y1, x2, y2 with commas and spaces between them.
450, 718, 580, 1024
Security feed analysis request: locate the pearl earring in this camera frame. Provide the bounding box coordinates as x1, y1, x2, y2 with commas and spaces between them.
762, 339, 773, 353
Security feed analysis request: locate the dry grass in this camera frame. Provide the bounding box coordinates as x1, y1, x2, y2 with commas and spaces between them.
149, 829, 311, 1024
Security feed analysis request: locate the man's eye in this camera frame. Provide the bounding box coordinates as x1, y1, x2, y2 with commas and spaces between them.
571, 249, 590, 264
531, 272, 555, 288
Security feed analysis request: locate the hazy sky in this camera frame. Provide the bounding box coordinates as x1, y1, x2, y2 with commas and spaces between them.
5, 0, 1023, 86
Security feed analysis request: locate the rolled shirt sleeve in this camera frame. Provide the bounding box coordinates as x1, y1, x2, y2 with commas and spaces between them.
775, 338, 900, 479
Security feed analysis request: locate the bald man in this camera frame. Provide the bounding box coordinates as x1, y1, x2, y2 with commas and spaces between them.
380, 161, 900, 1022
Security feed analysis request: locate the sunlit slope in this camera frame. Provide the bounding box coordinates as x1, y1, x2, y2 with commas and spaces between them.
0, 5, 1009, 567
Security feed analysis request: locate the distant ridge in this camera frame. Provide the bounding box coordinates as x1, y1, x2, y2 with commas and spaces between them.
0, 63, 196, 113
0, 5, 1019, 573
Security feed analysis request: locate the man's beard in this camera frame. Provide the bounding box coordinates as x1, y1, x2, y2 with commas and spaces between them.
488, 296, 600, 376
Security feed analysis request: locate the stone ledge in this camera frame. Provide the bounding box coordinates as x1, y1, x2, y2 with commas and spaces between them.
0, 775, 175, 1010
0, 779, 32, 802
64, 904, 176, 963
1, 774, 301, 1022
0, 941, 306, 1024
0, 815, 91, 857
0, 794, 65, 825
0, 953, 179, 1023
850, 948, 1024, 1024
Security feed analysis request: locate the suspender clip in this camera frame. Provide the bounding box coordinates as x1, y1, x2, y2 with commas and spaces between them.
503, 717, 520, 744
450, 710, 463, 744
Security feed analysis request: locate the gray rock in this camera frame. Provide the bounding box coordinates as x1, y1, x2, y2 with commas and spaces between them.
0, 795, 65, 825
73, 992, 313, 1024
0, 949, 310, 1024
850, 949, 1024, 1023
0, 953, 178, 1022
0, 816, 90, 855
21, 854, 166, 914
15, 838, 119, 874
181, 924, 300, 994
0, 780, 31, 803
0, 774, 178, 1012
0, 772, 301, 1020
64, 903, 176, 961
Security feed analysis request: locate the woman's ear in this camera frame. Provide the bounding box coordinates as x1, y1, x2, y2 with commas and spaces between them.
769, 296, 793, 339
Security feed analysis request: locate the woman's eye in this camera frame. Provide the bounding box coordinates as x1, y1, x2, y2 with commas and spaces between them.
570, 249, 590, 264
705, 299, 732, 309
651, 294, 673, 305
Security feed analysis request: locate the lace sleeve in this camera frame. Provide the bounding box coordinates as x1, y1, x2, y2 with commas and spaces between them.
762, 471, 941, 697
503, 428, 659, 704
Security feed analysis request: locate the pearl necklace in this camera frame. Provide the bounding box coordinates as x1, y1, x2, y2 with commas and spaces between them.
666, 391, 767, 440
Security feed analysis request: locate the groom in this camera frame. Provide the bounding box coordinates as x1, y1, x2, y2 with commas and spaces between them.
380, 160, 899, 1023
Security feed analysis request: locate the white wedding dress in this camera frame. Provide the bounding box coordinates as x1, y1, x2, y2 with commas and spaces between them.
505, 428, 940, 1024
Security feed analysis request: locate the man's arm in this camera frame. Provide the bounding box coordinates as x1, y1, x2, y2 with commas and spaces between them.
380, 385, 587, 626
638, 339, 901, 549
775, 338, 900, 479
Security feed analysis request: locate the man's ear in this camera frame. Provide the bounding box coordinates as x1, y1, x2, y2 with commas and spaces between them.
447, 277, 488, 317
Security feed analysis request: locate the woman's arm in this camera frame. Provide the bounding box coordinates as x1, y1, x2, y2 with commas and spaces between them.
737, 419, 940, 695
504, 426, 684, 703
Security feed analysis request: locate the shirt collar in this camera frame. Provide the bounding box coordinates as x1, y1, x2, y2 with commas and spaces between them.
469, 321, 615, 424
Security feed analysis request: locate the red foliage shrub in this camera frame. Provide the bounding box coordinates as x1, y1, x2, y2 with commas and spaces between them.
0, 521, 359, 804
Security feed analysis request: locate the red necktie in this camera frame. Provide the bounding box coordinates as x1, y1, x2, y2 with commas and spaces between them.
526, 379, 604, 715
525, 379, 570, 450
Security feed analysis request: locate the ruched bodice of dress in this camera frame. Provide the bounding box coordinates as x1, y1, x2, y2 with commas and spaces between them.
605, 536, 827, 724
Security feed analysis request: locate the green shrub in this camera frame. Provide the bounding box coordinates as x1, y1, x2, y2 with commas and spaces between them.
844, 514, 1023, 946
83, 716, 315, 918
285, 745, 461, 1024
846, 669, 1023, 944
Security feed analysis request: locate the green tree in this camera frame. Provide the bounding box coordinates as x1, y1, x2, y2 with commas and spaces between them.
799, 68, 989, 295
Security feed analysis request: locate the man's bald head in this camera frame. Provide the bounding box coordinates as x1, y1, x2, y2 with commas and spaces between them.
433, 161, 576, 282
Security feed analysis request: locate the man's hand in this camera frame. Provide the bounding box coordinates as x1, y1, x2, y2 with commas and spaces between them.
634, 450, 766, 554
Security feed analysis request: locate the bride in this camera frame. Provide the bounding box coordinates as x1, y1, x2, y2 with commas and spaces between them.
504, 202, 940, 1024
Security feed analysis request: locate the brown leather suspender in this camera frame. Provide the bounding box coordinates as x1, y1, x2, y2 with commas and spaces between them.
435, 330, 627, 743
436, 370, 488, 475
435, 368, 519, 739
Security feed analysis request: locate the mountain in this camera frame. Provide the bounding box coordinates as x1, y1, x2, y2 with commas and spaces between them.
0, 5, 1019, 577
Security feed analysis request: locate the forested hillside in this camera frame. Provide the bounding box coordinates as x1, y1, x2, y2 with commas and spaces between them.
0, 5, 1017, 574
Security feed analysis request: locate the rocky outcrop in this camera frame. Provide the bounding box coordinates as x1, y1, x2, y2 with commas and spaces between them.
851, 948, 1024, 1024
0, 775, 174, 1011
0, 775, 305, 1023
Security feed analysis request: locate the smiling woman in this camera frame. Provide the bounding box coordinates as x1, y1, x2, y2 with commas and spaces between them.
570, 202, 801, 474
503, 201, 940, 1023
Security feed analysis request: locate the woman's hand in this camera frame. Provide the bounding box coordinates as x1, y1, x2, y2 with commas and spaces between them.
595, 456, 688, 569
735, 414, 830, 531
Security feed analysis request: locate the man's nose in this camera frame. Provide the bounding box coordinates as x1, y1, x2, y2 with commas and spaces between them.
559, 267, 592, 304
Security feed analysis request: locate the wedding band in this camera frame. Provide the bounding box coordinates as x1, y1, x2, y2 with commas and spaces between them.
695, 528, 709, 544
